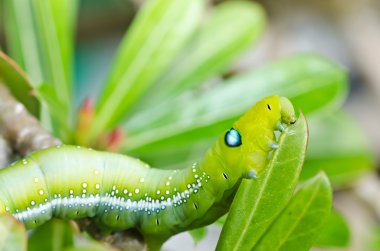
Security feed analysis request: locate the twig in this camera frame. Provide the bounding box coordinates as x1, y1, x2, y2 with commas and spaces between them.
0, 84, 61, 155
0, 134, 12, 168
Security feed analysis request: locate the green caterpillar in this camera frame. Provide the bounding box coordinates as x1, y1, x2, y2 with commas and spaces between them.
0, 96, 296, 249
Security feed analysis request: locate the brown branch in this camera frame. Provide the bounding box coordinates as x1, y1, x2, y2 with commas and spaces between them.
0, 84, 61, 155
0, 134, 12, 168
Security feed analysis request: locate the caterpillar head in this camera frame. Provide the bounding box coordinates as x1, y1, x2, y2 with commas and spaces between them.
222, 96, 296, 179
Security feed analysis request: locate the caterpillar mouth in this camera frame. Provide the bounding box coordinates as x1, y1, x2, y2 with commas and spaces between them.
279, 97, 296, 125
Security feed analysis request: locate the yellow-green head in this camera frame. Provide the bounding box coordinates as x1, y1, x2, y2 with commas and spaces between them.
220, 96, 296, 179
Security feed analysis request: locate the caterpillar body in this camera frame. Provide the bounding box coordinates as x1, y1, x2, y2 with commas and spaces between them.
0, 96, 296, 246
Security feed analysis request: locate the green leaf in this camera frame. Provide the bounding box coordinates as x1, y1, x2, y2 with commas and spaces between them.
28, 219, 74, 251
91, 0, 204, 142
0, 51, 40, 116
122, 54, 346, 168
315, 210, 350, 248
32, 0, 78, 128
253, 172, 332, 251
3, 0, 78, 137
3, 0, 44, 85
301, 111, 374, 187
35, 83, 73, 142
216, 113, 309, 250
0, 214, 27, 251
141, 0, 266, 103
189, 227, 207, 244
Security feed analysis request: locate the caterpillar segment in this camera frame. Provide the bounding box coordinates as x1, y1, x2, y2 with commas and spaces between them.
0, 96, 296, 242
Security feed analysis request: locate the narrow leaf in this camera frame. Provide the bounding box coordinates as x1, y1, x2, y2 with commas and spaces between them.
32, 0, 77, 102
28, 219, 74, 251
216, 113, 308, 250
32, 0, 78, 125
253, 172, 332, 251
301, 111, 374, 187
122, 54, 345, 168
35, 83, 73, 142
91, 0, 204, 141
144, 0, 266, 102
0, 51, 39, 116
0, 214, 27, 251
315, 210, 350, 248
3, 0, 44, 84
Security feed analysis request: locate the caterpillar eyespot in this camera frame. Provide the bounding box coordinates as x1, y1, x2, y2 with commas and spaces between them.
224, 128, 242, 147
0, 96, 296, 245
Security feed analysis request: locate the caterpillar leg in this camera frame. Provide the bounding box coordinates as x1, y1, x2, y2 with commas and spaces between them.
270, 142, 279, 149
277, 122, 285, 132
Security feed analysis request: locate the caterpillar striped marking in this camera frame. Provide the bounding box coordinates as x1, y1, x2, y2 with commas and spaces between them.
0, 96, 296, 247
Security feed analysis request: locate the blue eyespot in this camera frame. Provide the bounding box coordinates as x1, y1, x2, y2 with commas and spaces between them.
224, 128, 242, 147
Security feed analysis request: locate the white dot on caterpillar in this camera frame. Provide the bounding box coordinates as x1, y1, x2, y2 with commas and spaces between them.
165, 190, 170, 195
95, 184, 100, 189
112, 185, 116, 190
82, 183, 88, 188
34, 177, 39, 183
194, 174, 199, 178
187, 184, 191, 189
139, 177, 145, 183
156, 190, 161, 195
123, 189, 128, 194
31, 201, 35, 206
135, 188, 140, 194
70, 189, 74, 194
128, 192, 132, 197
166, 181, 170, 186
39, 190, 44, 195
